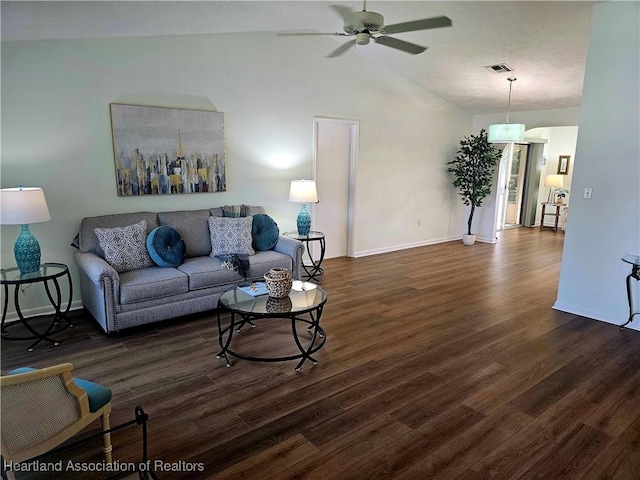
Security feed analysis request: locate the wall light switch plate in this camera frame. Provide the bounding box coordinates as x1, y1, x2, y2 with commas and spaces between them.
584, 187, 593, 199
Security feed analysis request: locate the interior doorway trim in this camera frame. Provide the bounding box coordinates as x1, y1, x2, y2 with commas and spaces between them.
313, 116, 359, 258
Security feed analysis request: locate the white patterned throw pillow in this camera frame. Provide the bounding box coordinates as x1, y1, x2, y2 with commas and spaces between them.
208, 216, 255, 257
94, 220, 155, 273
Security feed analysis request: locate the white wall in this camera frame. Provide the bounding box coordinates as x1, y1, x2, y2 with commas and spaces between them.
1, 32, 471, 315
554, 1, 640, 330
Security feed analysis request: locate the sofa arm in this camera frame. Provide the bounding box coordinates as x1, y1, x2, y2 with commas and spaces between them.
273, 235, 305, 280
73, 251, 120, 333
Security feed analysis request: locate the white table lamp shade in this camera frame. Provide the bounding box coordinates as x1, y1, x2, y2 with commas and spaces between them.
289, 180, 318, 236
544, 175, 564, 188
1, 187, 51, 225
289, 180, 318, 203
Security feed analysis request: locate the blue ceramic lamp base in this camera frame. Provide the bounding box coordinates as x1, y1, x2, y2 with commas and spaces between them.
296, 204, 311, 236
14, 224, 42, 274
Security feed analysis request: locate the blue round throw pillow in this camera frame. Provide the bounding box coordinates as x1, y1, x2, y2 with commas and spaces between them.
147, 226, 186, 267
252, 214, 280, 251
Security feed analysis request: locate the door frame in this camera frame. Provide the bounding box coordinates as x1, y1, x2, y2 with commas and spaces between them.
313, 116, 359, 258
491, 138, 548, 239
492, 142, 529, 238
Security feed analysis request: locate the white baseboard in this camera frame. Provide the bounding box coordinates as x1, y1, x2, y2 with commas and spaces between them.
2, 300, 84, 324
354, 236, 459, 258
354, 234, 501, 258
553, 301, 639, 331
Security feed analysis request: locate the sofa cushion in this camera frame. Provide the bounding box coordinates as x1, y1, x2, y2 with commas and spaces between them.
94, 221, 155, 273
119, 267, 189, 304
243, 205, 267, 217
211, 205, 266, 218
147, 226, 186, 267
72, 378, 112, 412
176, 257, 243, 290
246, 250, 293, 280
208, 216, 255, 257
79, 212, 158, 255
210, 207, 224, 218
157, 209, 212, 257
252, 214, 280, 251
221, 205, 243, 218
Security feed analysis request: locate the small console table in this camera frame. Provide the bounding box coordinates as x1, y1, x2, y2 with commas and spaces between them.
284, 231, 326, 281
1, 263, 74, 351
540, 203, 563, 231
620, 255, 640, 329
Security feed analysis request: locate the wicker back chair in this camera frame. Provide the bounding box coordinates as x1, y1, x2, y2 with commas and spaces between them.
1, 363, 112, 480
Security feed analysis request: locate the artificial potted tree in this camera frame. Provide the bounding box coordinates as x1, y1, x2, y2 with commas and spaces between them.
447, 129, 501, 245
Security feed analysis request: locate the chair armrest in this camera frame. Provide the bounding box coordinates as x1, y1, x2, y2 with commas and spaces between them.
273, 235, 304, 280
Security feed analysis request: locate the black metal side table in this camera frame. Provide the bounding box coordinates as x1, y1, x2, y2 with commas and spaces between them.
1, 262, 74, 351
620, 255, 640, 329
284, 231, 326, 281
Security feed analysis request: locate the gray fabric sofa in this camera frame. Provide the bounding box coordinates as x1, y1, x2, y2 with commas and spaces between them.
73, 206, 304, 333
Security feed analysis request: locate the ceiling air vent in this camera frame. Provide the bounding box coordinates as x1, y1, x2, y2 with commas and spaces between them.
484, 63, 514, 74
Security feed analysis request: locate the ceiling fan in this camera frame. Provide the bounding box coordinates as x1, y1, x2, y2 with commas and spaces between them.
278, 1, 452, 58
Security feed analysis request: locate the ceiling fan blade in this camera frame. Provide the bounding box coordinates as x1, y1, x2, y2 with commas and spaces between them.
374, 36, 427, 55
327, 39, 357, 58
382, 16, 452, 35
277, 32, 348, 37
330, 4, 357, 24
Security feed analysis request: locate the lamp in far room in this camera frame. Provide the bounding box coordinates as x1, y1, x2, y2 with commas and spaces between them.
544, 174, 564, 204
288, 180, 318, 236
0, 187, 51, 274
488, 77, 525, 144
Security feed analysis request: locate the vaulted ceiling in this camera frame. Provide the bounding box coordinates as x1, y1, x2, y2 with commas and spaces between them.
1, 1, 596, 115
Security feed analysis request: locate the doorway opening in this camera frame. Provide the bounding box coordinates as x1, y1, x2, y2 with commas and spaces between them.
495, 143, 530, 231
313, 117, 359, 259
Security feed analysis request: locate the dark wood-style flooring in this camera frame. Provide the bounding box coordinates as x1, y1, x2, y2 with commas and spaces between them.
2, 227, 639, 479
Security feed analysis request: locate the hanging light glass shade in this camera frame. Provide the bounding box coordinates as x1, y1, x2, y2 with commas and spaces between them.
488, 77, 525, 143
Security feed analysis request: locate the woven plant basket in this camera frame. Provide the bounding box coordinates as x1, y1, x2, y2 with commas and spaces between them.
264, 268, 293, 298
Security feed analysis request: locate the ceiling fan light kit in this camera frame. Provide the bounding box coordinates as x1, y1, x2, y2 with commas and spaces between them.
356, 32, 371, 45
278, 1, 452, 58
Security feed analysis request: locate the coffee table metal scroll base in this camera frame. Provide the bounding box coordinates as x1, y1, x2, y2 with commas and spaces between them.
216, 282, 327, 371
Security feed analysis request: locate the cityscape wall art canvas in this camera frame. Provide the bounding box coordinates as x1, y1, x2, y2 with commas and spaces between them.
110, 104, 226, 196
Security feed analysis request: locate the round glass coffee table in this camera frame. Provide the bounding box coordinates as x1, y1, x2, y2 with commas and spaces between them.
217, 281, 327, 371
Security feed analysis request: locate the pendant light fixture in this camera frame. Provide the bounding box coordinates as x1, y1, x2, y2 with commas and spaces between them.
488, 77, 525, 143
